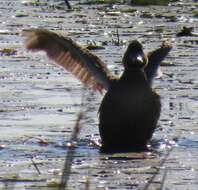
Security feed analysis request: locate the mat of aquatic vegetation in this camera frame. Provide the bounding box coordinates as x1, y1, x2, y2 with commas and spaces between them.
0, 0, 198, 189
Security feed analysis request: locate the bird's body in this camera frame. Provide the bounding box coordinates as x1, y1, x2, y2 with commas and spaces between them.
99, 68, 161, 152
23, 29, 172, 153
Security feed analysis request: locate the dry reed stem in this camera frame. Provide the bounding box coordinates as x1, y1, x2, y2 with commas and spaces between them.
58, 112, 84, 190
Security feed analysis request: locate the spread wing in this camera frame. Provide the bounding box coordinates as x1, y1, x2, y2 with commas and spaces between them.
22, 29, 115, 92
145, 41, 172, 85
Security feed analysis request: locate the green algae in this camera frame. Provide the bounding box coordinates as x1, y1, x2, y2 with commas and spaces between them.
0, 48, 17, 56
119, 7, 137, 13
192, 10, 198, 17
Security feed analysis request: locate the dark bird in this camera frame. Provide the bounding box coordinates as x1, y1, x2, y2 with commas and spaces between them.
176, 26, 194, 37
23, 29, 172, 153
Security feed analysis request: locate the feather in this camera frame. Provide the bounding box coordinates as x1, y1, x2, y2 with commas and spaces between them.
23, 29, 115, 92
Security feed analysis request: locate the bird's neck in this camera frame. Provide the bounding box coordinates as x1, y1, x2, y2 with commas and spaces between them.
120, 68, 147, 84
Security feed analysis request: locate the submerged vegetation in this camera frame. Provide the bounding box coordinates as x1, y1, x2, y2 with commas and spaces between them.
82, 0, 177, 5
21, 0, 180, 7
131, 0, 171, 5
82, 0, 120, 4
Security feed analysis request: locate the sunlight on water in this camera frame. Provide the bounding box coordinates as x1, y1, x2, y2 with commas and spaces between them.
0, 0, 198, 189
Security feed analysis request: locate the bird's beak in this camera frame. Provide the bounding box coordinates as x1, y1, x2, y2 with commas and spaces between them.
129, 54, 140, 61
137, 55, 143, 63
129, 53, 145, 64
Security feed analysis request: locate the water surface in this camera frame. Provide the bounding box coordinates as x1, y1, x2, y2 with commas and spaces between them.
0, 0, 198, 189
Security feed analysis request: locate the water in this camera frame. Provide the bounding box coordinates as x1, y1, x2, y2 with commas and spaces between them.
0, 0, 198, 189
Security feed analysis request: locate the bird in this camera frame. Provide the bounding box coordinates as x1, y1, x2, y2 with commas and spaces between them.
176, 26, 194, 37
23, 29, 172, 153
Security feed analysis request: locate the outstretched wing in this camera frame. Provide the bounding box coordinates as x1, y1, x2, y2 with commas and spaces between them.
23, 29, 115, 92
145, 41, 172, 85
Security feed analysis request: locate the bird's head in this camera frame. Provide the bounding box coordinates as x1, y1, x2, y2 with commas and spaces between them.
122, 40, 148, 70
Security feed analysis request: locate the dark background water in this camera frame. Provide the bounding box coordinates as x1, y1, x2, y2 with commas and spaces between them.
0, 0, 198, 189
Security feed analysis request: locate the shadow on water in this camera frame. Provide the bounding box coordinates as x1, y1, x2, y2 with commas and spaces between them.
0, 0, 198, 189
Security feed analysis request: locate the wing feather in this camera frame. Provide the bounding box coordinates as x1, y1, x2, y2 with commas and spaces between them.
23, 29, 115, 92
145, 41, 172, 85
